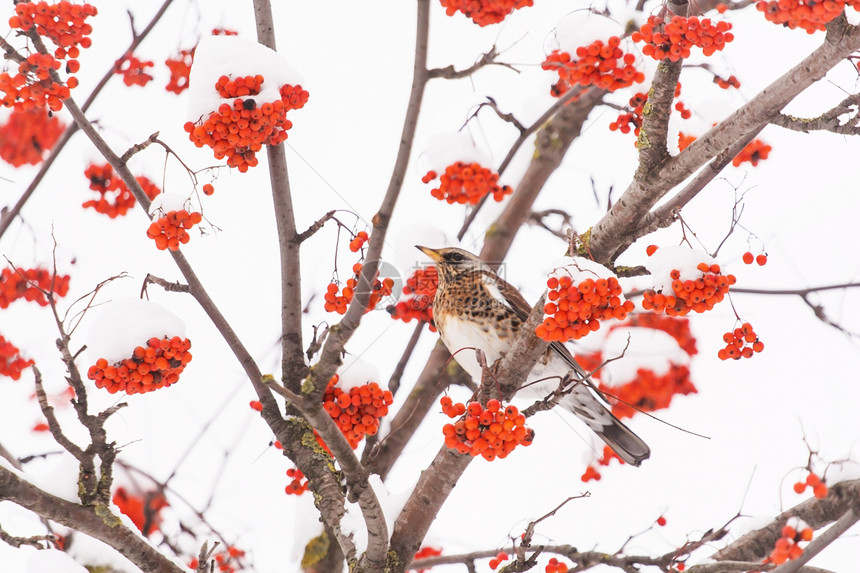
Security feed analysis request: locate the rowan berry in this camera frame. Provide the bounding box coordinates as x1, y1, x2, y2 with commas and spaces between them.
632, 15, 733, 61
742, 251, 754, 264
439, 0, 532, 26
87, 336, 192, 394
285, 467, 308, 495
609, 92, 648, 136
756, 254, 768, 266
546, 558, 569, 573
732, 139, 772, 167
412, 546, 443, 573
0, 334, 35, 380
542, 36, 644, 97
537, 258, 635, 343
581, 465, 601, 482
82, 163, 160, 218
423, 162, 512, 205
0, 266, 70, 308
325, 262, 394, 314
112, 487, 167, 536
349, 231, 369, 252
766, 516, 813, 565
185, 74, 309, 172
714, 74, 740, 89
165, 48, 194, 94
202, 183, 215, 195
114, 54, 154, 87
322, 375, 393, 448
599, 362, 695, 418
249, 400, 263, 411
488, 551, 509, 570
677, 132, 697, 152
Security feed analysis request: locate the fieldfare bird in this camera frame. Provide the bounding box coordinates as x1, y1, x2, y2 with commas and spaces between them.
417, 245, 650, 466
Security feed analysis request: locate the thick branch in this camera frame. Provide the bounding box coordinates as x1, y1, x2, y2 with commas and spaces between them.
589, 16, 860, 263
771, 93, 860, 135
0, 466, 183, 573
713, 478, 860, 562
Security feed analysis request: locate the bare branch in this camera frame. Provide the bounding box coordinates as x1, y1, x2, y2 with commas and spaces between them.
120, 131, 160, 162
428, 45, 516, 79
771, 93, 860, 135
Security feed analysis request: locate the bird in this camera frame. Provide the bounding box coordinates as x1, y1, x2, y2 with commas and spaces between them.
416, 245, 650, 466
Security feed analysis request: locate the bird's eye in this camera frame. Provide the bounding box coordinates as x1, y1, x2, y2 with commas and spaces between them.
449, 252, 464, 263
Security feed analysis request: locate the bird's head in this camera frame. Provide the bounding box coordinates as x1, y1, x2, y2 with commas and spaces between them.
415, 246, 486, 282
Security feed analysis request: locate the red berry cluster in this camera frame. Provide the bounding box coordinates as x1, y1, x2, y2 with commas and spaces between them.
87, 336, 192, 395
581, 444, 627, 482
165, 48, 194, 94
423, 162, 512, 205
184, 74, 309, 173
324, 263, 394, 314
441, 397, 534, 460
618, 313, 698, 355
536, 275, 635, 342
674, 100, 692, 119
732, 139, 771, 167
766, 519, 814, 565
0, 107, 65, 166
598, 363, 695, 418
756, 0, 859, 33
632, 15, 734, 61
322, 375, 394, 448
112, 487, 168, 536
742, 251, 768, 265
349, 231, 369, 252
489, 551, 509, 570
146, 209, 203, 251
388, 266, 438, 330
4, 2, 97, 111
285, 468, 308, 495
439, 0, 533, 26
82, 163, 160, 218
0, 334, 34, 380
793, 471, 828, 498
609, 92, 647, 135
541, 37, 644, 96
9, 2, 96, 53
719, 322, 764, 360
546, 557, 570, 573
714, 74, 740, 89
642, 262, 736, 316
0, 53, 71, 112
189, 546, 247, 573
114, 54, 154, 87
0, 266, 70, 308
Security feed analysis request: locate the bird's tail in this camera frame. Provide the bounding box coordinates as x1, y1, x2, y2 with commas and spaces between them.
560, 386, 650, 466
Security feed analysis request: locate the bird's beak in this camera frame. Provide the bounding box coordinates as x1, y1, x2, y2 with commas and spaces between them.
415, 245, 444, 262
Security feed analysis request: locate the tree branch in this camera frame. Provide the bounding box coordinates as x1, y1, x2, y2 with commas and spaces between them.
588, 15, 860, 263
770, 93, 860, 135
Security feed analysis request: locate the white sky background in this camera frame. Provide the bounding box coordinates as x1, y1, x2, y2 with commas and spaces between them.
1, 0, 860, 571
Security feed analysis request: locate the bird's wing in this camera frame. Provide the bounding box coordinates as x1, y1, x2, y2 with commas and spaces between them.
487, 272, 587, 379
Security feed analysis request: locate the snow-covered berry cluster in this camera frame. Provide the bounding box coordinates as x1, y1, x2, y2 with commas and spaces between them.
87, 336, 192, 394
439, 0, 533, 26
536, 257, 634, 343
542, 36, 644, 97
422, 162, 512, 205
185, 74, 308, 172
641, 247, 735, 316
